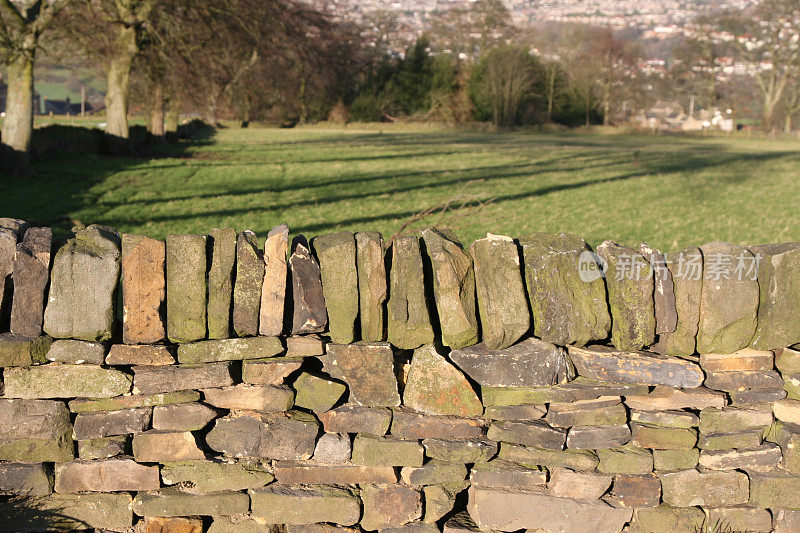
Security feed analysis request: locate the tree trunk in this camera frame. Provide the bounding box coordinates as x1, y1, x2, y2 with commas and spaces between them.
149, 80, 166, 139
1, 52, 35, 174
785, 113, 793, 133
165, 95, 180, 133
105, 23, 138, 141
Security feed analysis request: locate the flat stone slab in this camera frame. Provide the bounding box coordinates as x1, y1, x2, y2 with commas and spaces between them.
201, 384, 294, 412
0, 333, 51, 367
318, 404, 393, 435
132, 430, 205, 462
249, 485, 360, 526
4, 364, 132, 399
177, 336, 283, 363
106, 344, 174, 366
273, 461, 397, 484
69, 390, 200, 413
161, 460, 274, 492
0, 399, 73, 462
133, 488, 250, 517
567, 345, 703, 388
152, 402, 218, 431
73, 407, 151, 439
660, 469, 749, 507
390, 409, 483, 439
624, 386, 726, 410
403, 344, 482, 417
132, 362, 233, 394
206, 411, 318, 460
54, 458, 160, 493
450, 338, 571, 388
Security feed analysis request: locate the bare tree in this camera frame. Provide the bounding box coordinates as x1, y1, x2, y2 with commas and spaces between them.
474, 45, 538, 126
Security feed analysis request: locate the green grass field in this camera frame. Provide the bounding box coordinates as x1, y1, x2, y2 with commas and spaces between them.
6, 125, 800, 250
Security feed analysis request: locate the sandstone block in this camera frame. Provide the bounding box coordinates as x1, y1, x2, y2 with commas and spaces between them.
639, 244, 677, 335
652, 449, 699, 471
318, 404, 392, 435
400, 461, 468, 485
260, 223, 289, 336
423, 482, 467, 523
47, 339, 102, 365
652, 247, 702, 356
403, 344, 482, 417
351, 434, 424, 466
487, 420, 566, 450
206, 411, 318, 460
624, 386, 726, 411
233, 230, 264, 336
749, 473, 800, 508
482, 377, 648, 407
275, 462, 395, 485
484, 403, 546, 420
142, 517, 203, 533
249, 485, 360, 526
749, 242, 800, 349
387, 235, 434, 349
4, 364, 132, 399
290, 236, 327, 334
423, 438, 497, 463
596, 446, 654, 474
698, 444, 781, 472
629, 409, 699, 429
355, 231, 387, 342
608, 473, 661, 507
390, 409, 482, 439
313, 232, 358, 343
707, 507, 772, 533
660, 469, 748, 507
698, 430, 763, 450
242, 356, 304, 385
207, 227, 236, 339
324, 342, 400, 407
699, 406, 773, 434
133, 488, 250, 517
73, 407, 150, 439
469, 234, 530, 349
470, 460, 547, 490
132, 362, 233, 394
161, 460, 274, 492
0, 333, 51, 366
548, 467, 611, 500
768, 421, 800, 473
312, 432, 351, 463
202, 384, 294, 412
546, 397, 627, 427
0, 462, 52, 496
699, 348, 774, 372
566, 424, 631, 449
292, 372, 345, 412
106, 344, 174, 365
178, 336, 283, 363
518, 233, 610, 346
78, 436, 127, 460
132, 430, 205, 462
631, 424, 697, 450
69, 390, 200, 413
498, 442, 599, 471
568, 345, 703, 388
54, 458, 160, 492
0, 219, 26, 330
165, 234, 207, 343
774, 510, 800, 533
705, 369, 783, 391
0, 493, 133, 530
774, 398, 800, 424
626, 504, 705, 533
152, 402, 218, 431
121, 234, 166, 343
10, 227, 51, 338
286, 334, 325, 356
361, 483, 422, 530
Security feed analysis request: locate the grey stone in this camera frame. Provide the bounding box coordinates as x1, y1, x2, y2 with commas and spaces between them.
313, 432, 351, 463
324, 342, 400, 407
290, 236, 327, 334
318, 404, 393, 435
178, 336, 283, 363
249, 485, 360, 526
166, 234, 207, 343
596, 446, 654, 474
44, 225, 120, 341
206, 411, 318, 460
313, 231, 358, 344
0, 493, 133, 530
403, 344, 482, 417
132, 362, 233, 394
470, 460, 547, 490
568, 345, 704, 388
387, 235, 435, 349
749, 242, 800, 349
0, 462, 52, 496
652, 247, 703, 356
0, 219, 26, 329
469, 234, 530, 349
566, 424, 631, 449
10, 227, 51, 338
639, 244, 677, 335
498, 443, 600, 471
659, 469, 749, 507
519, 233, 610, 346
356, 231, 387, 342
207, 227, 236, 339
54, 458, 160, 493
390, 408, 483, 439
120, 234, 166, 344
450, 338, 571, 388
0, 399, 73, 462
624, 386, 726, 411
161, 460, 274, 492
607, 473, 661, 508
46, 339, 104, 365
152, 402, 218, 431
233, 230, 264, 336
4, 364, 132, 399
73, 407, 150, 439
78, 436, 128, 460
260, 223, 289, 336
487, 420, 566, 450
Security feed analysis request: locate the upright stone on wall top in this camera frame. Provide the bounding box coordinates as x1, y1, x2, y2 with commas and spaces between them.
290, 236, 327, 335
313, 231, 358, 344
356, 231, 387, 342
166, 234, 207, 343
696, 241, 758, 354
44, 225, 120, 341
469, 233, 529, 350
207, 227, 236, 340
597, 241, 655, 351
749, 242, 800, 350
387, 235, 434, 350
11, 227, 51, 338
421, 228, 479, 350
233, 230, 264, 337
121, 234, 166, 344
652, 247, 702, 356
0, 219, 27, 329
260, 223, 289, 336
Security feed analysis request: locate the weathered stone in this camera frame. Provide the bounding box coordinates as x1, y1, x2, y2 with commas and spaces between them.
768, 421, 800, 473
132, 430, 205, 462
470, 460, 547, 489
0, 493, 133, 531
250, 485, 360, 525
487, 420, 566, 450
4, 364, 132, 399
318, 404, 392, 435
361, 483, 422, 530
596, 242, 655, 350
546, 397, 627, 427
748, 243, 800, 349
286, 334, 324, 356
207, 516, 271, 533
423, 438, 497, 463
450, 338, 571, 388
776, 346, 800, 374
707, 508, 772, 533
660, 469, 748, 507
69, 390, 200, 413
73, 407, 150, 439
206, 411, 318, 460
696, 242, 759, 353
401, 461, 468, 485
467, 487, 632, 533
699, 406, 772, 434
242, 356, 304, 385
351, 434, 424, 466
121, 234, 166, 344
290, 236, 327, 334
773, 399, 800, 426
639, 244, 678, 335
166, 234, 207, 343
443, 511, 481, 533
260, 223, 289, 336
749, 473, 800, 508
355, 231, 387, 342
391, 409, 482, 439
0, 333, 51, 366
705, 369, 783, 391
548, 467, 611, 500
519, 233, 610, 346
152, 402, 218, 431
78, 436, 127, 460
207, 227, 236, 339
608, 473, 661, 507
423, 482, 467, 523
47, 339, 102, 365
178, 336, 283, 363
44, 225, 120, 341
730, 387, 787, 405
292, 372, 346, 412
54, 458, 160, 492
482, 377, 649, 407
0, 462, 52, 496
202, 384, 294, 412
483, 403, 546, 420
312, 432, 351, 463
161, 460, 274, 492
141, 517, 203, 533
568, 345, 703, 388
10, 227, 51, 338
630, 424, 697, 450
233, 230, 264, 337
698, 430, 763, 450
629, 410, 699, 429
324, 342, 400, 407
312, 231, 358, 343
403, 344, 482, 417
567, 424, 631, 449
700, 348, 774, 372
652, 449, 699, 471
775, 510, 800, 532
624, 386, 726, 411
132, 362, 233, 394
275, 461, 397, 484
596, 446, 654, 475
387, 235, 435, 349
0, 220, 26, 330
106, 344, 174, 365
133, 488, 250, 517
469, 234, 529, 349
698, 444, 781, 472
652, 248, 703, 356
626, 504, 705, 533
498, 443, 599, 471
421, 228, 478, 349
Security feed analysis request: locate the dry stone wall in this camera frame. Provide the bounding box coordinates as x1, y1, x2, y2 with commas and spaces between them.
2, 219, 800, 532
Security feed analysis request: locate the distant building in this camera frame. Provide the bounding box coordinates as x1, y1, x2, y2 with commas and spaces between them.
42, 98, 92, 115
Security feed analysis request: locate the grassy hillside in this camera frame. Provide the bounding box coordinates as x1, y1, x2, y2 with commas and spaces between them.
4, 125, 800, 250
